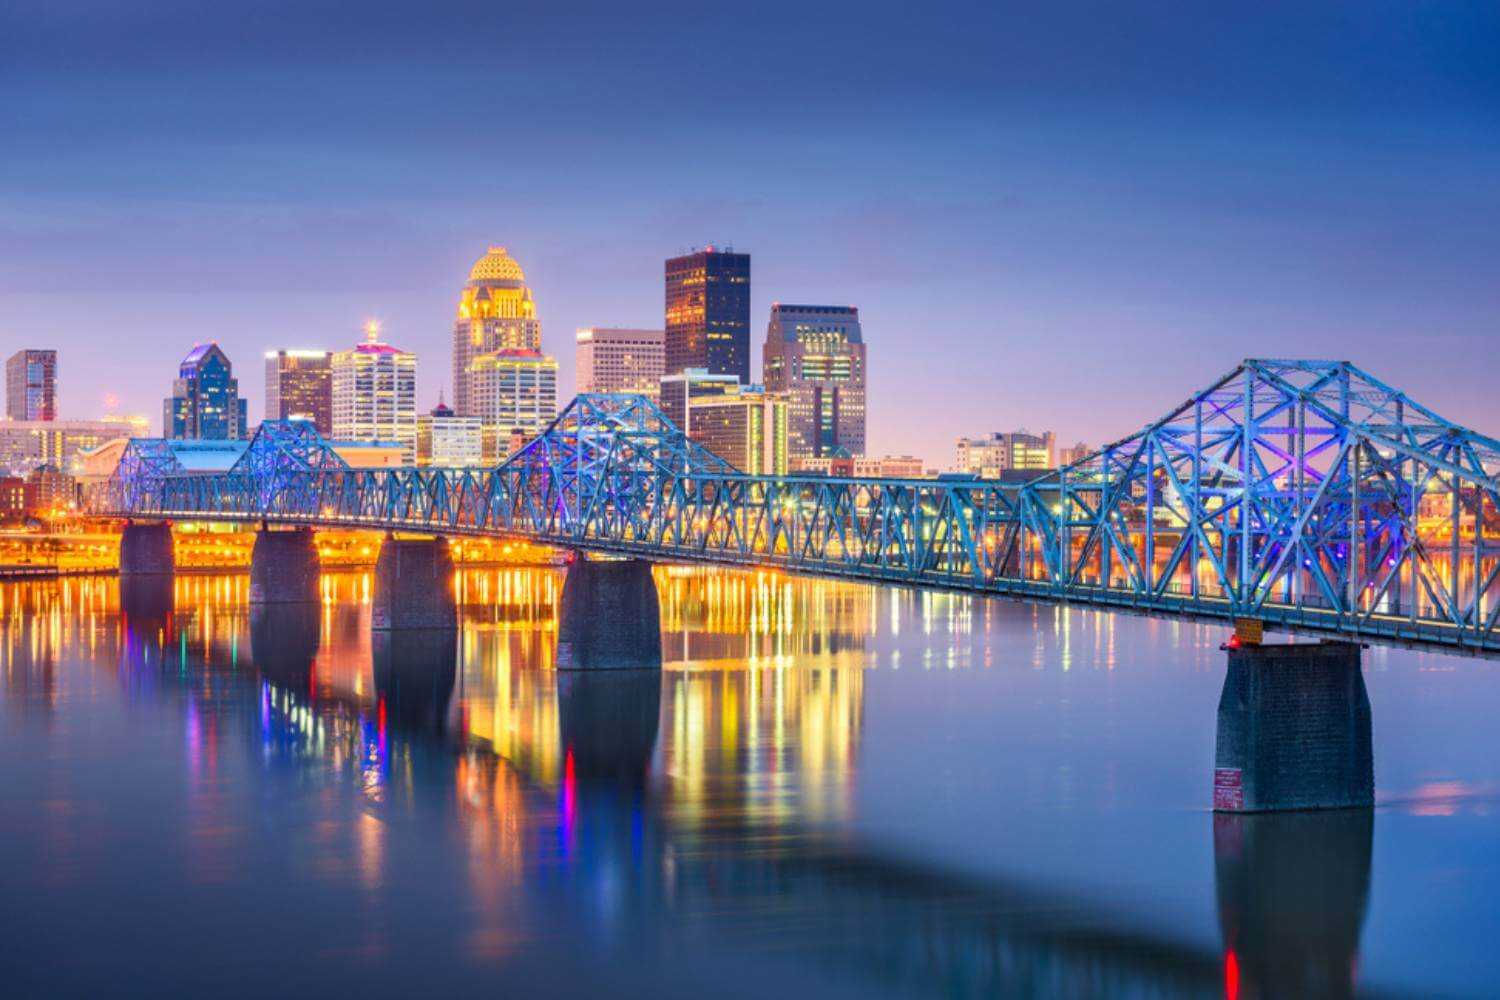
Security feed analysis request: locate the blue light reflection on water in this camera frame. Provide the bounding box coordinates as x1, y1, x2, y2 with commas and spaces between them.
1, 568, 1498, 997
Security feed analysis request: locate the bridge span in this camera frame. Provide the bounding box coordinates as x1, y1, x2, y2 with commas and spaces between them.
93, 359, 1500, 655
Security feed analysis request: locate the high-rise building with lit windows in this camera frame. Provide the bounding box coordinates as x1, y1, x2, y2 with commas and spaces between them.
332, 323, 417, 463
659, 368, 740, 431
453, 247, 541, 417
164, 343, 247, 440
684, 386, 788, 475
665, 247, 750, 383
5, 349, 57, 422
470, 349, 557, 460
763, 304, 866, 462
264, 349, 332, 434
575, 327, 664, 399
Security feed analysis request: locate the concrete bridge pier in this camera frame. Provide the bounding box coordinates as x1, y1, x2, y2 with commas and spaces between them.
556, 555, 662, 670
371, 535, 457, 631
118, 521, 174, 576
249, 526, 321, 605
1213, 641, 1373, 812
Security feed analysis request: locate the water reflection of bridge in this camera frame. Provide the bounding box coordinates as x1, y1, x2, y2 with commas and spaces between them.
0, 569, 1387, 998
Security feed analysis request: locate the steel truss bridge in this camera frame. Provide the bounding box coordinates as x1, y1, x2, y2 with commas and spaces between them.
96, 359, 1500, 654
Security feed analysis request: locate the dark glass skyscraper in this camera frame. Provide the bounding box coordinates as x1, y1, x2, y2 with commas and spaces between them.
664, 247, 750, 384
5, 349, 57, 421
264, 349, 333, 434
164, 342, 247, 440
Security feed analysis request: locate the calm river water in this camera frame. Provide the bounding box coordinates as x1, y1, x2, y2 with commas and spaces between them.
2, 567, 1498, 998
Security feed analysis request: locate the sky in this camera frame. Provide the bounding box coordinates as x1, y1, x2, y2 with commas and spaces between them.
2, 1, 1498, 464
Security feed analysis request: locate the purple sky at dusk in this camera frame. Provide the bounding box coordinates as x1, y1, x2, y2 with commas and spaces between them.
2, 1, 1498, 465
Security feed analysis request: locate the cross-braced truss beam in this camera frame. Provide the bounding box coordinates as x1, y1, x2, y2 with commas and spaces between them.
96, 365, 1500, 654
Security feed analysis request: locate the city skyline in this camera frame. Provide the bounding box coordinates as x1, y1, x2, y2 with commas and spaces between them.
3, 3, 1499, 463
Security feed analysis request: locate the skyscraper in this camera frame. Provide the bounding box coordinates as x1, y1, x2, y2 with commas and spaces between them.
680, 386, 789, 475
164, 343, 247, 440
575, 328, 665, 399
6, 349, 57, 422
658, 368, 740, 431
470, 349, 558, 460
453, 247, 541, 416
664, 247, 750, 383
332, 322, 418, 463
264, 349, 333, 434
763, 304, 866, 461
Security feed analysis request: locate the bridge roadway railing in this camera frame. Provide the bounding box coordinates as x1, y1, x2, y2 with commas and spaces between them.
96, 461, 1500, 655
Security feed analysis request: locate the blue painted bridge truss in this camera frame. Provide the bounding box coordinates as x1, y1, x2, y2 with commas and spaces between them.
98, 360, 1500, 653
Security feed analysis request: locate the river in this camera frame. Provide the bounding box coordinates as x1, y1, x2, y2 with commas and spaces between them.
2, 567, 1497, 997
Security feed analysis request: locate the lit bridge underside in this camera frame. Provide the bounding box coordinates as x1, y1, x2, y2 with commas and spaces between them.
96, 360, 1500, 654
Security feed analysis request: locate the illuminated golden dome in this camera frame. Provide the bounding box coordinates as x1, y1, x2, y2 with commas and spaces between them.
468, 246, 526, 283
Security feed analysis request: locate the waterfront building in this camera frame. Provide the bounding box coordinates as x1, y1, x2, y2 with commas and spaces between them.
164, 343, 248, 440
659, 368, 740, 431
1057, 441, 1091, 467
24, 464, 75, 513
763, 304, 866, 461
576, 327, 665, 399
470, 349, 558, 460
264, 349, 333, 433
665, 247, 750, 383
453, 247, 542, 416
330, 441, 407, 469
790, 454, 853, 476
5, 349, 57, 422
854, 455, 926, 478
0, 477, 23, 520
789, 454, 924, 478
955, 430, 1056, 478
684, 386, 788, 475
331, 322, 417, 463
0, 416, 151, 477
416, 400, 484, 468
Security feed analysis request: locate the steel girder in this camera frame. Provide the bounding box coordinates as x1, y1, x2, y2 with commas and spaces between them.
96, 367, 1500, 653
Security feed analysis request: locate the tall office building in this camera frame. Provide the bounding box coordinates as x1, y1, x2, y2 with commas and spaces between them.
470, 349, 558, 460
164, 343, 247, 440
575, 327, 665, 399
452, 247, 541, 416
332, 323, 418, 463
264, 350, 333, 434
955, 430, 1056, 478
659, 368, 740, 431
763, 304, 866, 461
6, 349, 58, 422
683, 387, 789, 475
664, 247, 750, 383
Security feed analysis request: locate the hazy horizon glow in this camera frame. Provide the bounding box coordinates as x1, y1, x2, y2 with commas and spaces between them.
3, 1, 1498, 465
